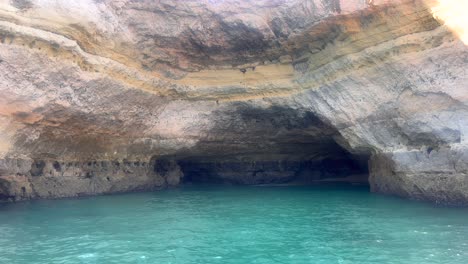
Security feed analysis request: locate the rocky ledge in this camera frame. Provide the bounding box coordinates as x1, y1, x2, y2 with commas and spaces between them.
0, 0, 467, 205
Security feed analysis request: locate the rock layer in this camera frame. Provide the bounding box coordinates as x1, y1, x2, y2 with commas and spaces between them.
0, 158, 183, 201
0, 0, 467, 204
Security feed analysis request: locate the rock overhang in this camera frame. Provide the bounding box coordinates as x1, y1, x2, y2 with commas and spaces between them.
0, 0, 467, 204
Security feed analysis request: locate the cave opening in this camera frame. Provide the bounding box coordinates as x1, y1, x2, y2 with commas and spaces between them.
176, 149, 369, 186
154, 104, 370, 187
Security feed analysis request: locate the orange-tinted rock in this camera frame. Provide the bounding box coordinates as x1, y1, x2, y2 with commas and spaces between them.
0, 0, 467, 204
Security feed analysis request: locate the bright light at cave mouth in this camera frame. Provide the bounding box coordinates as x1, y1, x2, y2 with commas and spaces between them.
431, 0, 468, 45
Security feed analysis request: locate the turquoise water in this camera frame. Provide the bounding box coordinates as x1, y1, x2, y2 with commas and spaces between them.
1, 185, 468, 264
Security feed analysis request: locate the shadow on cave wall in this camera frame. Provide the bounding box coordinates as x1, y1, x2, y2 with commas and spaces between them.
155, 103, 369, 185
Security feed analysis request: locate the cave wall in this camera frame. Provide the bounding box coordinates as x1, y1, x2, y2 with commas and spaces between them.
0, 0, 467, 204
369, 147, 468, 205
0, 158, 183, 201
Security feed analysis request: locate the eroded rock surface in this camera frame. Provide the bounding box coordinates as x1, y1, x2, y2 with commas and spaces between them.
0, 0, 467, 204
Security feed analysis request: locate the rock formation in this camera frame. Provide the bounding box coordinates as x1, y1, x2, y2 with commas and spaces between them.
0, 0, 467, 205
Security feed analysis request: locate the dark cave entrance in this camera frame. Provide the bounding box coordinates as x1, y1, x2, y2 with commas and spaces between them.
177, 151, 369, 186
154, 104, 370, 187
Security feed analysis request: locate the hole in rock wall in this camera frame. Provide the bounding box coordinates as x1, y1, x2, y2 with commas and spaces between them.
154, 104, 370, 187
177, 153, 369, 186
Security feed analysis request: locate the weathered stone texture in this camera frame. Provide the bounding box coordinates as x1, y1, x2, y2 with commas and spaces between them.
0, 0, 467, 204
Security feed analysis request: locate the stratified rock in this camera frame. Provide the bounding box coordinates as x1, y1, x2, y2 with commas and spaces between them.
0, 0, 467, 204
369, 146, 468, 205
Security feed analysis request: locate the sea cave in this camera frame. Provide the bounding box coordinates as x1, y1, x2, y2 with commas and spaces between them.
0, 0, 468, 263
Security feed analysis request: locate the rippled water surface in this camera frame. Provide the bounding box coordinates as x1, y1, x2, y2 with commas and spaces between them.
1, 185, 468, 264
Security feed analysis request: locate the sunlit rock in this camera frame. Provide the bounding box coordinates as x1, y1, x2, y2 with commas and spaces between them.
0, 0, 467, 204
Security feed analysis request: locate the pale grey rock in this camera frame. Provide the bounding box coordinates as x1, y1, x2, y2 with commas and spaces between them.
369, 145, 468, 205
0, 0, 467, 204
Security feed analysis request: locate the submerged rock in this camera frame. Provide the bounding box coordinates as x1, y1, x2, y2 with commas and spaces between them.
0, 0, 467, 204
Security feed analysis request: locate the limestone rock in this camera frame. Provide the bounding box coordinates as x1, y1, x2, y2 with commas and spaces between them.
0, 0, 467, 204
